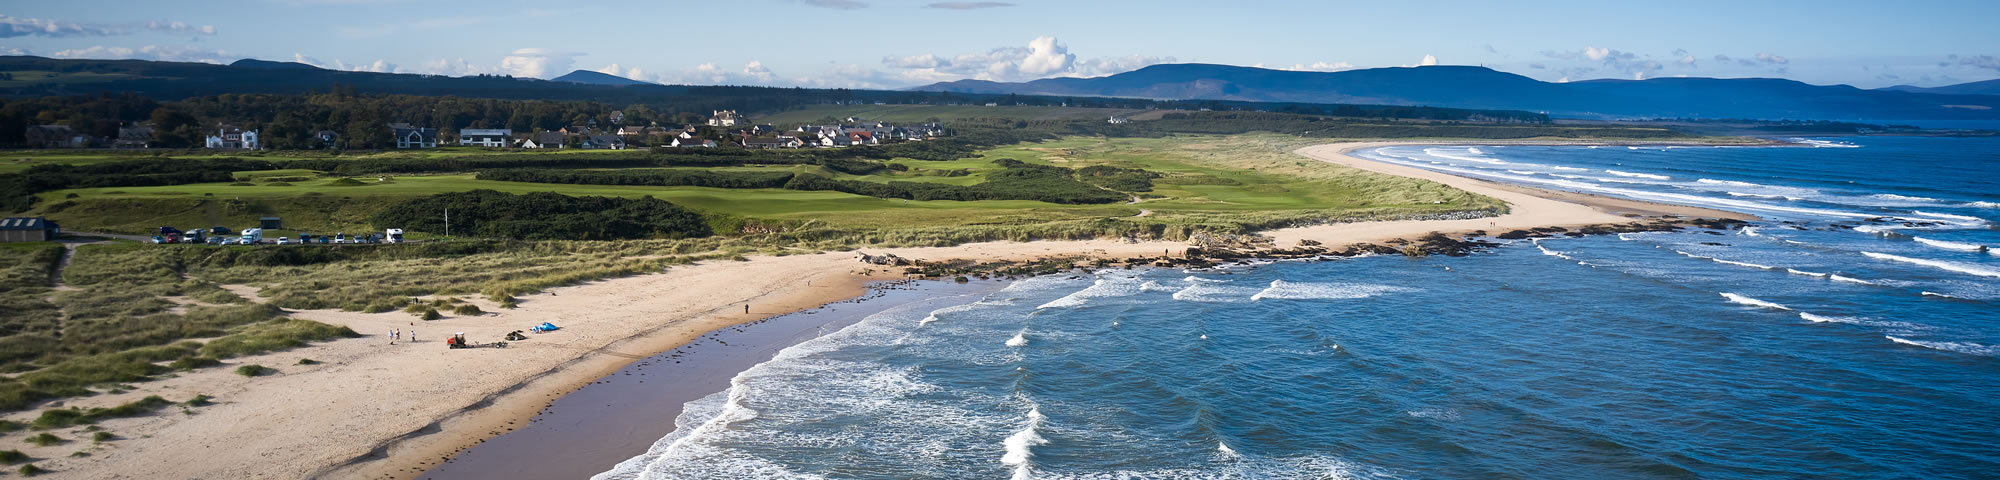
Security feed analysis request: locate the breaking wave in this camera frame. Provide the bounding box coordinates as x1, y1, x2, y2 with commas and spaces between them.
1605, 169, 1670, 180
1250, 280, 1415, 301
1721, 293, 1791, 310
1885, 336, 1997, 356
1862, 252, 2000, 278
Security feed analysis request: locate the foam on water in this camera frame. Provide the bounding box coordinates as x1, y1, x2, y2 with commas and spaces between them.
1914, 237, 1988, 252
1829, 274, 1878, 285
1885, 336, 1998, 356
1787, 268, 1829, 278
1217, 441, 1241, 459
1250, 279, 1415, 301
1862, 252, 2000, 278
1968, 201, 2000, 209
1001, 406, 1048, 480
1424, 147, 1509, 165
1006, 329, 1029, 347
1605, 169, 1670, 180
1721, 292, 1791, 310
1037, 277, 1143, 309
1172, 282, 1261, 303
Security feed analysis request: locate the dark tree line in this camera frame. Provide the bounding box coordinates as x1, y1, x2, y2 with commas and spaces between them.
370, 190, 711, 240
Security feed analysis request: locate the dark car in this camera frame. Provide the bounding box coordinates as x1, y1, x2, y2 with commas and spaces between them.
209, 226, 233, 236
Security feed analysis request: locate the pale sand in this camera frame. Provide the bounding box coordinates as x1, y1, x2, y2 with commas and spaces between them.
22, 141, 1750, 479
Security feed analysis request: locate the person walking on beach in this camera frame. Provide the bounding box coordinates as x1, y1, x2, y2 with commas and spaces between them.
745, 304, 750, 314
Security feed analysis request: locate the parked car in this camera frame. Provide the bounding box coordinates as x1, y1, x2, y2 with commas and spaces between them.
207, 236, 227, 245
209, 226, 233, 236
277, 237, 290, 245
334, 233, 347, 244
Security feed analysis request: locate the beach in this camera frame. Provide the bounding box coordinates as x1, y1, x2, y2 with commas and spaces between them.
20, 141, 1747, 479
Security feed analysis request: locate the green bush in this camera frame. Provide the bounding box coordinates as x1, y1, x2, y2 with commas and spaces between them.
296, 358, 318, 365
420, 308, 442, 321
451, 304, 482, 316
234, 365, 269, 377
90, 431, 113, 442
22, 433, 61, 447
183, 395, 212, 407
18, 463, 46, 476
0, 449, 24, 464
30, 395, 173, 430
200, 320, 357, 359
168, 356, 221, 371
372, 190, 712, 240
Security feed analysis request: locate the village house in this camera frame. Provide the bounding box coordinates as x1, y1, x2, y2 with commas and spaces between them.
518, 131, 566, 149
458, 128, 513, 147
741, 136, 803, 149
313, 130, 341, 149
668, 137, 716, 148
1107, 116, 1128, 124
23, 125, 83, 149
615, 125, 650, 137
607, 110, 624, 125
559, 125, 591, 135
389, 123, 438, 149
580, 135, 626, 150
708, 110, 743, 127
205, 124, 260, 150
113, 124, 154, 149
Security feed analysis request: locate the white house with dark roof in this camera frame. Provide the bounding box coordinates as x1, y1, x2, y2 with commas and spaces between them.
390, 123, 438, 149
457, 128, 513, 147
708, 110, 743, 127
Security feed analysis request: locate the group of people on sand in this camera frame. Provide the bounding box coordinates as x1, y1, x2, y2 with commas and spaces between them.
388, 327, 416, 345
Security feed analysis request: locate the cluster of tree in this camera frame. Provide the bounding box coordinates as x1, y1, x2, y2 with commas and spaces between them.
476, 169, 796, 189
1074, 164, 1161, 192
482, 158, 1134, 205
369, 190, 711, 240
0, 158, 271, 212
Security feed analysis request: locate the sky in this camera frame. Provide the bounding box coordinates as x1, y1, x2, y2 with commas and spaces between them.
4, 0, 1999, 90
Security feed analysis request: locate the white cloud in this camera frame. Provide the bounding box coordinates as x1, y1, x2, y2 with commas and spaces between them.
146, 21, 216, 36
338, 59, 398, 73
499, 48, 585, 78
1076, 54, 1175, 76
593, 63, 649, 81
1, 15, 216, 38
1678, 55, 1696, 66
49, 45, 237, 63
1420, 54, 1438, 66
420, 57, 488, 76
1283, 61, 1354, 72
652, 61, 780, 86
1754, 53, 1788, 64
882, 53, 948, 69
1017, 36, 1075, 75
1542, 46, 1658, 78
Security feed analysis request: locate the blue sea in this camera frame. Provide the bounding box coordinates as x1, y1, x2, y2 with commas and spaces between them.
598, 137, 1999, 479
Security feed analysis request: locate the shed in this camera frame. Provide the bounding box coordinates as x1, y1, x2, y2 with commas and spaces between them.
260, 217, 283, 229
0, 217, 59, 242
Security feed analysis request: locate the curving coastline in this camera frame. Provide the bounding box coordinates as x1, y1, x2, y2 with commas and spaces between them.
53, 141, 1754, 479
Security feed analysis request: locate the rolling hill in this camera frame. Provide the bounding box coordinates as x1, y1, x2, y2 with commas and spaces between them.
915, 63, 2000, 122
552, 69, 654, 86
1880, 78, 2000, 96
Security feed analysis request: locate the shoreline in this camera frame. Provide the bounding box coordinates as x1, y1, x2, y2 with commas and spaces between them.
419, 279, 1009, 479
35, 140, 1756, 479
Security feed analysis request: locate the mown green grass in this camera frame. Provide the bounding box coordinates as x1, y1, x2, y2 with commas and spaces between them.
33, 134, 1497, 236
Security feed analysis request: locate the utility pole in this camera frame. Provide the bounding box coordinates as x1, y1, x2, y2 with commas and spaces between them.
444, 208, 450, 240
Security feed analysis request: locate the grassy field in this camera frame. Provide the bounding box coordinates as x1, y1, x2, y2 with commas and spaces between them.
28, 134, 1497, 237
0, 131, 1514, 417
755, 104, 1166, 125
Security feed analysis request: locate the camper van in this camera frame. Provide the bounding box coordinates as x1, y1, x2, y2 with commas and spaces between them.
386, 228, 405, 244
238, 228, 263, 245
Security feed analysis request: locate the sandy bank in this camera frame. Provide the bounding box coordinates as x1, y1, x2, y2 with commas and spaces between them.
28, 140, 1752, 479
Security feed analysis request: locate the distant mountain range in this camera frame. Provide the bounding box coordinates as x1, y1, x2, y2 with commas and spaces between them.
914, 64, 2000, 122
1880, 78, 2000, 96
552, 70, 654, 86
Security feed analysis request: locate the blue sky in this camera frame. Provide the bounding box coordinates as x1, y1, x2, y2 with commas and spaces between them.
4, 0, 1998, 89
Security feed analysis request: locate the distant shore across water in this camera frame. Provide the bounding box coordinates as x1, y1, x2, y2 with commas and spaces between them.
70, 140, 1757, 479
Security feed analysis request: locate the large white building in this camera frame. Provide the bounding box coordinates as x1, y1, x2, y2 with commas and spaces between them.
708, 110, 742, 127
205, 124, 259, 150
458, 128, 513, 147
